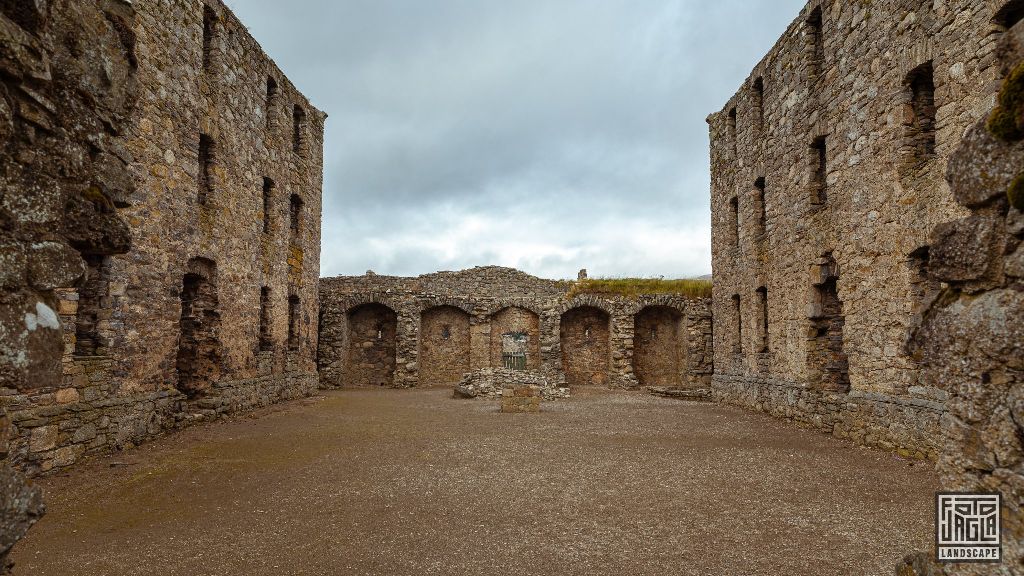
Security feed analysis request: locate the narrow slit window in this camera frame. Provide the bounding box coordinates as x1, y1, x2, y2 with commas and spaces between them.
289, 194, 303, 240
75, 255, 110, 357
903, 62, 936, 170
266, 77, 279, 130
288, 295, 300, 350
727, 107, 738, 155
752, 77, 764, 132
202, 6, 218, 72
810, 136, 827, 205
806, 7, 824, 80
729, 196, 739, 248
732, 294, 742, 354
754, 177, 766, 237
757, 286, 769, 353
262, 177, 274, 234
198, 134, 214, 206
259, 287, 272, 351
292, 105, 307, 155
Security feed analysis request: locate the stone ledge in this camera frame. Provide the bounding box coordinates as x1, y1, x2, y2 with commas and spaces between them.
646, 387, 712, 401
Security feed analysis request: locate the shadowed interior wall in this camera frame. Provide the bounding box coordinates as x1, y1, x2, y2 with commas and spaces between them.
342, 304, 397, 387
488, 307, 540, 370
560, 307, 610, 387
175, 260, 222, 398
632, 306, 685, 387
419, 306, 471, 387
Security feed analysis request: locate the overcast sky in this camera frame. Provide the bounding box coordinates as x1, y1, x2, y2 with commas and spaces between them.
225, 0, 805, 279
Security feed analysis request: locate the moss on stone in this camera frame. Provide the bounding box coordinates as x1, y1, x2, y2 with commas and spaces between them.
1009, 173, 1024, 211
566, 278, 712, 300
987, 61, 1024, 142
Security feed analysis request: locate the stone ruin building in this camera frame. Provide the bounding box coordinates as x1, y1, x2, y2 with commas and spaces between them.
709, 0, 1021, 459
0, 0, 324, 548
710, 0, 1024, 573
0, 0, 1021, 574
318, 266, 713, 393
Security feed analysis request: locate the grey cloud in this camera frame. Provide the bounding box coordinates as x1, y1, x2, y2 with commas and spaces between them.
226, 0, 805, 279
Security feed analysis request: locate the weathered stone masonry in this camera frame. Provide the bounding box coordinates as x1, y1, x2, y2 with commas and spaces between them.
318, 267, 713, 391
0, 0, 142, 570
709, 0, 1020, 459
1, 0, 326, 477
898, 16, 1024, 575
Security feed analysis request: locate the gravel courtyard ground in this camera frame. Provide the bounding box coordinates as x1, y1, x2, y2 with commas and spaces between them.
10, 389, 938, 576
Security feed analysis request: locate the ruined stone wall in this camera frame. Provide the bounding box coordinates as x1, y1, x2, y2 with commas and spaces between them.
318, 267, 713, 392
633, 306, 685, 388
2, 0, 325, 476
419, 306, 472, 387
559, 306, 611, 387
488, 306, 541, 371
709, 0, 1016, 458
0, 0, 143, 569
898, 16, 1024, 574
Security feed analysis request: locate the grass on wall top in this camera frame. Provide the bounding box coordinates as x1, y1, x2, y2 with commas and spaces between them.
565, 278, 713, 300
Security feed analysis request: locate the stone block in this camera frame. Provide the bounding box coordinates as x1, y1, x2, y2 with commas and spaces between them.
55, 387, 79, 404
29, 425, 57, 453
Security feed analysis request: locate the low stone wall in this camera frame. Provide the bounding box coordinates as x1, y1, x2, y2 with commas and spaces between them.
0, 366, 317, 476
454, 369, 569, 401
319, 267, 714, 392
712, 374, 944, 459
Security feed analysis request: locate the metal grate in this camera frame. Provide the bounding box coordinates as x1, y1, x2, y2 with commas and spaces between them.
502, 352, 527, 371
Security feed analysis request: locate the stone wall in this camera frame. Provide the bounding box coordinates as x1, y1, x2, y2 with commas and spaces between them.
559, 306, 611, 387
420, 305, 472, 387
0, 0, 144, 570
1, 0, 325, 477
708, 0, 1018, 458
899, 16, 1024, 574
318, 267, 713, 391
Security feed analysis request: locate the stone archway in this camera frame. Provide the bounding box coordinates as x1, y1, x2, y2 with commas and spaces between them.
419, 305, 471, 387
343, 303, 397, 387
489, 306, 541, 370
560, 306, 610, 387
175, 258, 221, 398
633, 305, 685, 387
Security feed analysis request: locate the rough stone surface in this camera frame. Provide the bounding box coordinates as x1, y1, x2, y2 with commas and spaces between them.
708, 0, 1015, 459
455, 368, 569, 401
904, 17, 1024, 575
0, 464, 44, 576
318, 267, 713, 392
0, 0, 143, 569
1, 0, 325, 477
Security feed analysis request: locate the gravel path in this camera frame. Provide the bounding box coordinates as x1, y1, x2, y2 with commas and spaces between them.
10, 389, 938, 576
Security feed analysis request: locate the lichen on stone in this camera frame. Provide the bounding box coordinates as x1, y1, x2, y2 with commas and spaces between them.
987, 61, 1024, 142
1009, 172, 1024, 211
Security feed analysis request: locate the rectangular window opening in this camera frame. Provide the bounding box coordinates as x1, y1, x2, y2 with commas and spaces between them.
753, 77, 765, 132
259, 287, 273, 352
288, 295, 300, 350
732, 294, 742, 354
810, 136, 827, 205
806, 7, 824, 80
754, 177, 766, 236
903, 62, 936, 171
202, 5, 218, 72
292, 105, 307, 155
262, 177, 274, 234
757, 286, 769, 353
198, 134, 214, 206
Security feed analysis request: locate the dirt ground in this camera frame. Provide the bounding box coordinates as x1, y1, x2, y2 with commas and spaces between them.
9, 389, 938, 576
